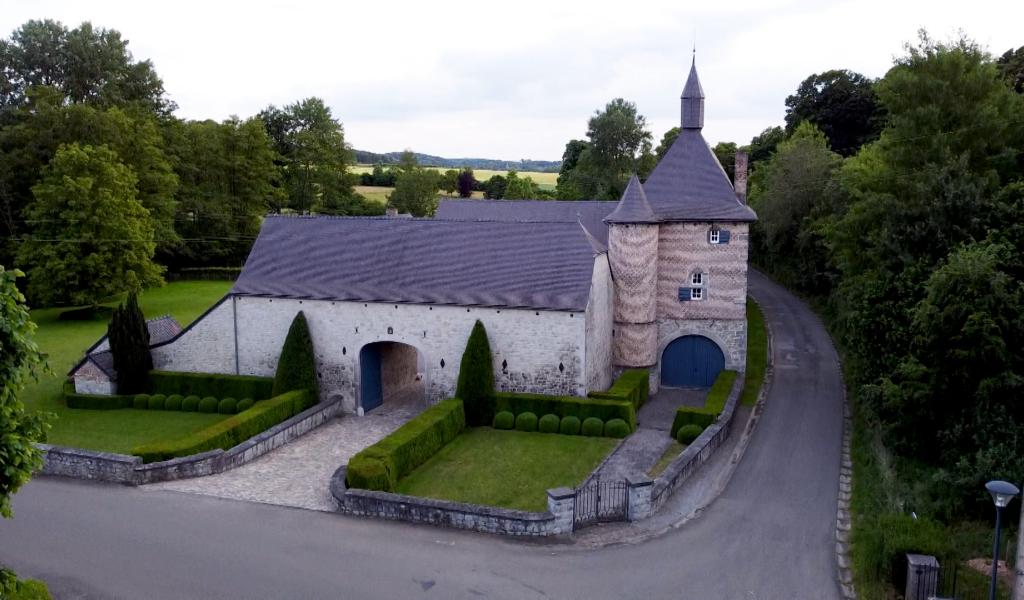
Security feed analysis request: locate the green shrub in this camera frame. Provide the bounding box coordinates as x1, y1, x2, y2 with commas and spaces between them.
237, 398, 254, 412
218, 397, 238, 414
538, 413, 560, 433
852, 513, 951, 593
493, 392, 636, 431
164, 394, 183, 411
346, 398, 465, 492
676, 424, 704, 444
198, 397, 219, 413
670, 370, 739, 438
181, 395, 200, 412
65, 391, 132, 409
132, 394, 150, 410
147, 394, 166, 410
148, 371, 273, 401
559, 415, 581, 435
604, 418, 631, 438
272, 311, 319, 399
131, 390, 312, 463
588, 369, 649, 410
515, 411, 538, 432
456, 320, 495, 426
581, 417, 604, 437
493, 411, 515, 430
108, 291, 153, 395
7, 577, 53, 600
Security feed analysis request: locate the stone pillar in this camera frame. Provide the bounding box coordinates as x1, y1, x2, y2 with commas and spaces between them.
547, 487, 576, 535
626, 474, 654, 521
905, 554, 939, 600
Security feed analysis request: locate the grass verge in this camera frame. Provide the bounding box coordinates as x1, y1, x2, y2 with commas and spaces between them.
741, 298, 767, 407
395, 428, 617, 511
648, 440, 686, 478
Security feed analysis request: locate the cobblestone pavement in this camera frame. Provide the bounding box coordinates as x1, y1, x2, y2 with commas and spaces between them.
144, 385, 425, 511
593, 387, 706, 481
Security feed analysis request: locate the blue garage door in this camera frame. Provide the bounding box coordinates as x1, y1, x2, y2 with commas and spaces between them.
661, 336, 725, 388
360, 344, 383, 412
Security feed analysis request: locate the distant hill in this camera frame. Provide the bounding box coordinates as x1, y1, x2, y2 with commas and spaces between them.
353, 150, 561, 173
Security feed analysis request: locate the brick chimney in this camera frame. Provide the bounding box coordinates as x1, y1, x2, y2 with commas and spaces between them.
734, 151, 749, 204
385, 207, 398, 217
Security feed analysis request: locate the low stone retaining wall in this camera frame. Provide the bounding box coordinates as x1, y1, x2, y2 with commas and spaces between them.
331, 466, 575, 537
36, 399, 341, 486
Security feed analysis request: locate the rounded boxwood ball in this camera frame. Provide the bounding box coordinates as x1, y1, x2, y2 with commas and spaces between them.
538, 413, 560, 434
198, 397, 219, 414
581, 417, 604, 437
218, 397, 238, 415
236, 398, 255, 412
182, 395, 200, 412
133, 394, 149, 410
164, 394, 184, 411
604, 418, 631, 438
559, 415, 581, 435
492, 411, 515, 430
515, 412, 538, 432
147, 394, 166, 410
676, 424, 704, 444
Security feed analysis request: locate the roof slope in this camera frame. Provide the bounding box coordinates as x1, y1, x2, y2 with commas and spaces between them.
232, 216, 602, 311
642, 128, 757, 222
436, 199, 615, 245
605, 175, 657, 223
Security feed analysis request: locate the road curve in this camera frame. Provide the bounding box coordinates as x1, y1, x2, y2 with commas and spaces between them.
0, 271, 844, 600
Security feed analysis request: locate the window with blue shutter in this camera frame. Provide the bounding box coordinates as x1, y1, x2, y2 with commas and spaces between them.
678, 287, 691, 302
719, 230, 731, 244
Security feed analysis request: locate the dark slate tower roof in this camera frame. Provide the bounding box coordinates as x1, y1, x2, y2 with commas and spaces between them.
681, 58, 705, 130
605, 175, 657, 223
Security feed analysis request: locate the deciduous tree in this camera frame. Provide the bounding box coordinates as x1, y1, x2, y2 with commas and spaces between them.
785, 69, 883, 156
456, 168, 475, 198
388, 168, 440, 216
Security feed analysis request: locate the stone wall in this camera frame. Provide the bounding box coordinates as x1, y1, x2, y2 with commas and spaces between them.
152, 296, 589, 412
656, 222, 749, 321
37, 444, 141, 484
656, 317, 748, 375
585, 255, 614, 392
73, 360, 115, 395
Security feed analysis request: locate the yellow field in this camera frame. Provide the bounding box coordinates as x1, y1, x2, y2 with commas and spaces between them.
352, 165, 558, 190
354, 186, 484, 204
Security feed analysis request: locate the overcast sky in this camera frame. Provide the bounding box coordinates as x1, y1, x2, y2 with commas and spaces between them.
2, 0, 1020, 161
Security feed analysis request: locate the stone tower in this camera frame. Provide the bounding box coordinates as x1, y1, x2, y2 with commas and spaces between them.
605, 175, 659, 369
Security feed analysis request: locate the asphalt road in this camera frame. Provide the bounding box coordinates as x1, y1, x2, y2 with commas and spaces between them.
0, 271, 844, 600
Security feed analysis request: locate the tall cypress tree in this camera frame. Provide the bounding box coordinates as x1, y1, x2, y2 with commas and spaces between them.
108, 292, 152, 394
272, 311, 319, 400
456, 320, 495, 426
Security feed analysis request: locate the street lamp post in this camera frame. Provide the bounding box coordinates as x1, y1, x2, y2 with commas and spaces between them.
986, 480, 1020, 600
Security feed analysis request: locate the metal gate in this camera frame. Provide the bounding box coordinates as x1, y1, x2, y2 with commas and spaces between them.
573, 479, 629, 530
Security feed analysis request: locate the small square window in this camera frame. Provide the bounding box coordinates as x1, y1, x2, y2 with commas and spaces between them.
690, 288, 703, 300
691, 272, 703, 285
709, 230, 720, 244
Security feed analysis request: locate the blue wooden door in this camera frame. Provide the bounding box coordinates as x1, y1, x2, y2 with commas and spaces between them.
661, 336, 725, 388
360, 344, 383, 412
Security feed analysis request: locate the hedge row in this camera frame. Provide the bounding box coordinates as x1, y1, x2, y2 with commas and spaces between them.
670, 370, 739, 438
131, 389, 314, 463
63, 382, 134, 410
346, 398, 466, 492
492, 410, 631, 438
493, 391, 636, 432
147, 371, 274, 401
587, 369, 649, 410
130, 394, 252, 414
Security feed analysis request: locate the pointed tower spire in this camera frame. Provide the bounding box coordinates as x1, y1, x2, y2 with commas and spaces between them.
681, 56, 705, 130
605, 175, 657, 223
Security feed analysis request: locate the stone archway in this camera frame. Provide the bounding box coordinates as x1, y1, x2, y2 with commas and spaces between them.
359, 341, 425, 414
660, 335, 725, 388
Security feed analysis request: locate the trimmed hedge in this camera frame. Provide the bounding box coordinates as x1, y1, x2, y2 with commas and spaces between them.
272, 311, 319, 399
237, 398, 254, 412
148, 371, 274, 401
559, 415, 581, 435
218, 398, 238, 414
493, 392, 636, 432
346, 398, 466, 492
132, 395, 148, 410
493, 411, 515, 430
131, 389, 313, 463
588, 369, 649, 410
147, 394, 166, 410
165, 394, 184, 411
63, 381, 133, 409
515, 412, 538, 432
604, 418, 630, 438
581, 417, 604, 437
670, 370, 739, 438
182, 395, 200, 412
676, 424, 704, 444
198, 397, 219, 413
538, 413, 560, 433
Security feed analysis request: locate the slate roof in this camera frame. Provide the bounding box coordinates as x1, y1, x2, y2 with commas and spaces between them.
70, 315, 183, 378
231, 215, 603, 311
605, 175, 657, 223
642, 128, 757, 222
436, 199, 615, 245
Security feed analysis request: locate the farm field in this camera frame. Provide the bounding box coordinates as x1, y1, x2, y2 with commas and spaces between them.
352, 165, 558, 190
22, 281, 234, 452
355, 185, 484, 204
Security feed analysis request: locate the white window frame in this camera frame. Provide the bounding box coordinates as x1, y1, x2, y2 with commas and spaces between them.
709, 229, 720, 244
691, 272, 703, 286
690, 287, 703, 300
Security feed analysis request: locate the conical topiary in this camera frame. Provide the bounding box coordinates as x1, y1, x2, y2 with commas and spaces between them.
272, 311, 319, 401
108, 292, 152, 394
456, 320, 495, 426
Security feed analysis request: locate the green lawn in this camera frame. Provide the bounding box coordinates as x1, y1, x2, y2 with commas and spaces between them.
22, 280, 233, 453
741, 298, 768, 407
395, 428, 618, 511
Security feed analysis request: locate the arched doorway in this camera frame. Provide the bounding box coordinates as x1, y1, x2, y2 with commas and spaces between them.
359, 341, 424, 413
661, 335, 725, 388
